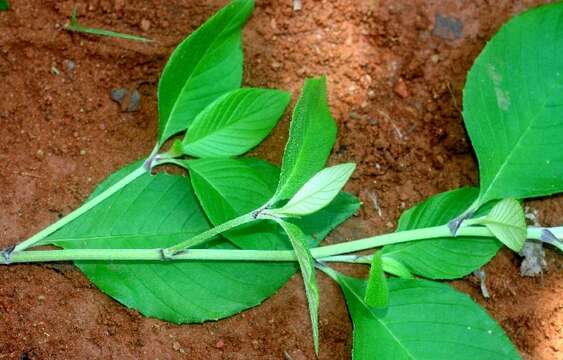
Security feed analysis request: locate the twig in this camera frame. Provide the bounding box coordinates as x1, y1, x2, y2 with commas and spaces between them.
65, 7, 153, 43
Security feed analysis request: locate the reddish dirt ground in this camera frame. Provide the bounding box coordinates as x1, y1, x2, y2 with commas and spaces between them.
0, 0, 561, 359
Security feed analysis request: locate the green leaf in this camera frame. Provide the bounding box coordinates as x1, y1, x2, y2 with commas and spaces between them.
381, 257, 414, 279
47, 160, 356, 323
187, 157, 360, 250
275, 219, 320, 355
334, 273, 520, 359
157, 0, 254, 143
364, 252, 389, 308
0, 0, 9, 11
381, 188, 502, 279
463, 2, 563, 206
273, 77, 337, 202
469, 198, 526, 252
272, 163, 355, 216
183, 88, 291, 158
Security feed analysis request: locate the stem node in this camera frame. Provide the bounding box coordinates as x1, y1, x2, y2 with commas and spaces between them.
1, 245, 16, 265
447, 210, 475, 235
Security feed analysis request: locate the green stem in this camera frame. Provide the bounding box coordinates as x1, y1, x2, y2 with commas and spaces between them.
7, 225, 558, 264
163, 213, 256, 256
12, 166, 147, 253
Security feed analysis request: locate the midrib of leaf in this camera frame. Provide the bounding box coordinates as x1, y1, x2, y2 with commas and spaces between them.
49, 231, 196, 243
188, 90, 257, 144
477, 44, 563, 205
161, 21, 240, 140
340, 278, 416, 359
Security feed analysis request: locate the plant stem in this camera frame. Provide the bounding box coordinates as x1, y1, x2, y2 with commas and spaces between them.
163, 213, 256, 256
12, 166, 147, 253
6, 225, 559, 264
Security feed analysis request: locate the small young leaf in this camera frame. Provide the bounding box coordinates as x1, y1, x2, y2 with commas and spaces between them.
381, 187, 502, 279
272, 77, 337, 202
364, 252, 389, 308
469, 198, 527, 252
272, 163, 355, 216
275, 219, 320, 355
0, 0, 9, 11
158, 0, 254, 143
332, 272, 520, 359
183, 88, 291, 158
464, 3, 563, 206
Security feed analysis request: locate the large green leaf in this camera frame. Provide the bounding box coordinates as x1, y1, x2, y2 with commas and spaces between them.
463, 2, 563, 206
272, 77, 337, 202
381, 188, 502, 279
187, 157, 359, 250
182, 88, 291, 158
272, 163, 355, 217
47, 161, 356, 323
157, 0, 254, 143
334, 273, 520, 359
0, 0, 9, 11
276, 220, 320, 354
470, 199, 527, 252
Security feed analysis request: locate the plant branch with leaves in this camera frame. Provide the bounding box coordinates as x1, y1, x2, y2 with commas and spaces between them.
2, 1, 563, 358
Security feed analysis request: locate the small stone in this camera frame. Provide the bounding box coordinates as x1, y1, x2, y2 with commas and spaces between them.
431, 54, 439, 63
519, 241, 547, 277
111, 88, 128, 104
126, 90, 141, 112
393, 78, 409, 98
172, 341, 181, 351
215, 340, 225, 349
432, 14, 463, 40
37, 295, 45, 301
140, 19, 151, 32
63, 60, 76, 72
51, 66, 60, 76
80, 149, 86, 156
36, 149, 44, 159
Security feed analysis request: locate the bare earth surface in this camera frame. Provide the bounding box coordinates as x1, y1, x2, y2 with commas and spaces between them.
0, 0, 561, 359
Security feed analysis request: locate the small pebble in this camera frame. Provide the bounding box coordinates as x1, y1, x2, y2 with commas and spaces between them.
111, 88, 128, 104
80, 149, 86, 156
37, 295, 45, 301
127, 90, 141, 112
140, 19, 151, 32
111, 88, 141, 112
172, 341, 181, 351
36, 149, 44, 159
433, 14, 463, 40
394, 78, 409, 98
215, 340, 225, 349
63, 59, 76, 72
